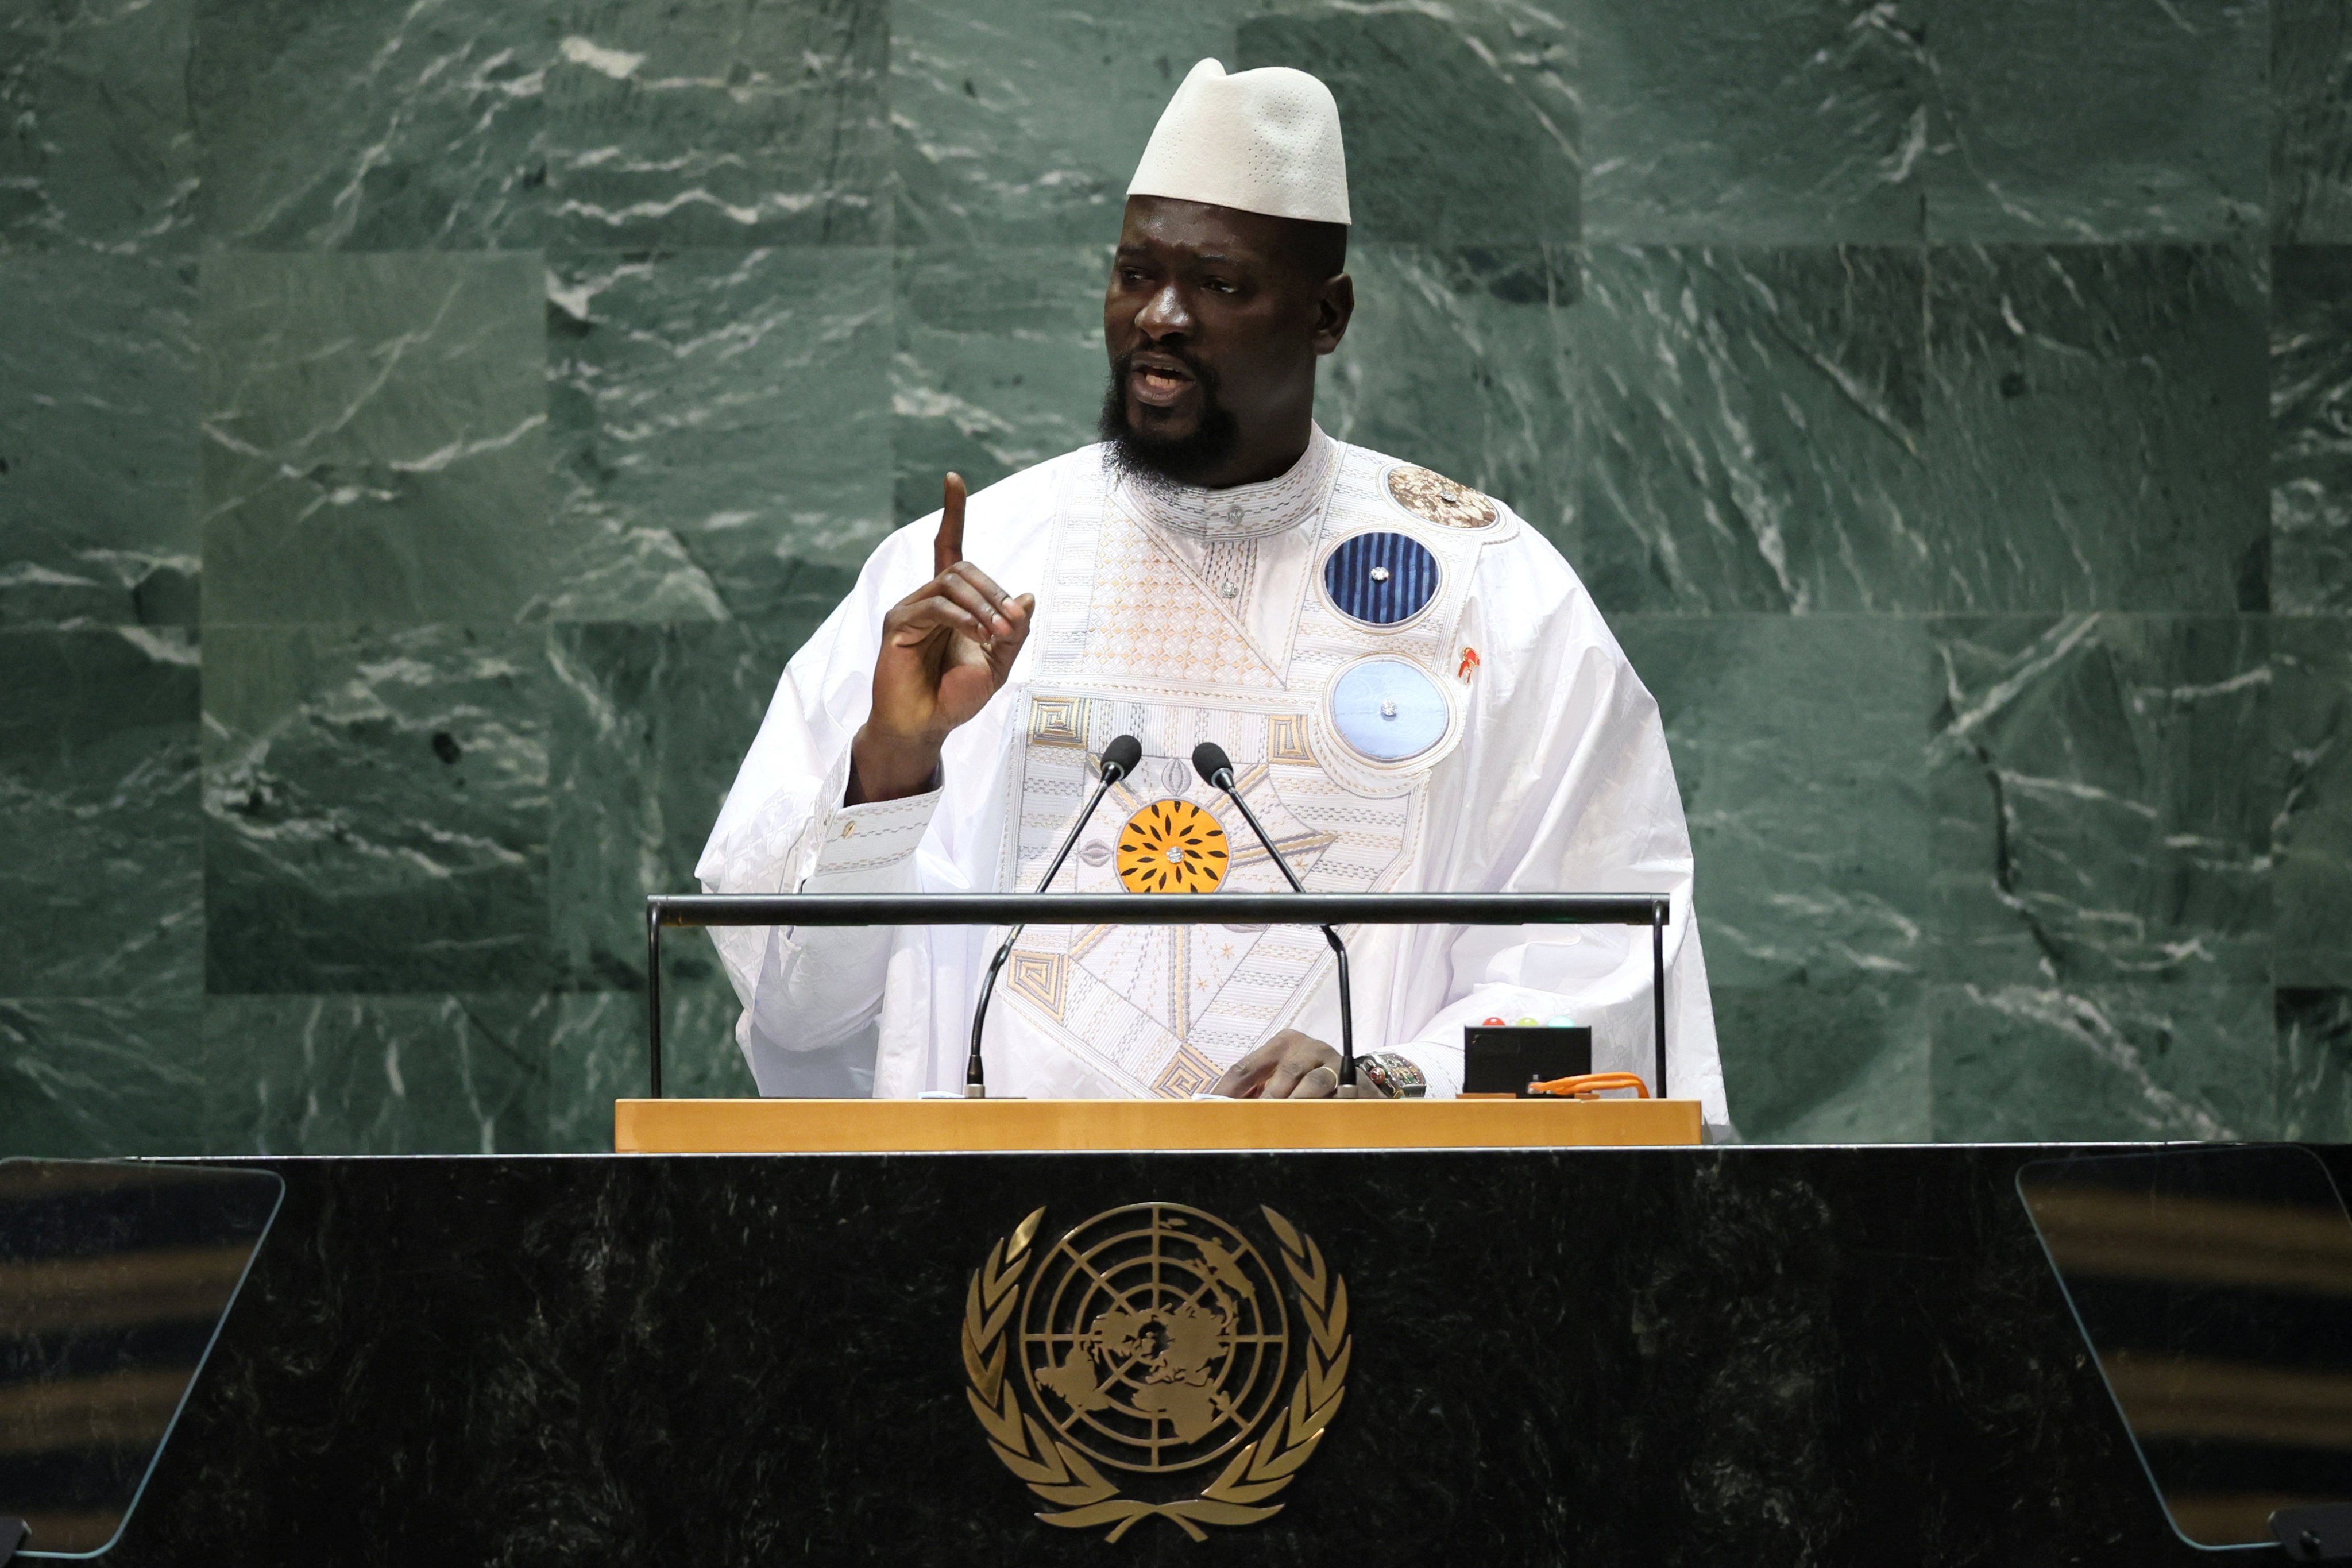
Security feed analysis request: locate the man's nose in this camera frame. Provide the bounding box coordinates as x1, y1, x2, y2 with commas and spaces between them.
1136, 281, 1191, 341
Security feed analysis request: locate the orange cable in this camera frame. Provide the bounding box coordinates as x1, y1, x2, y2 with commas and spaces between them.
1524, 1072, 1651, 1100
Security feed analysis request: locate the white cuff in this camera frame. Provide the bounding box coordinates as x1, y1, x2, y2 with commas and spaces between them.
804, 785, 941, 883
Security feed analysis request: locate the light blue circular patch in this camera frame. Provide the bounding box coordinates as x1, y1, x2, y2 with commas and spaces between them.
1328, 658, 1449, 763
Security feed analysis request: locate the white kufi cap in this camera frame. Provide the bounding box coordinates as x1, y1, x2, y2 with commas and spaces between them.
1127, 59, 1350, 226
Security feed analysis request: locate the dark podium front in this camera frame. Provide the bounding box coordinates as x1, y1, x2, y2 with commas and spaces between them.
77, 1145, 2339, 1566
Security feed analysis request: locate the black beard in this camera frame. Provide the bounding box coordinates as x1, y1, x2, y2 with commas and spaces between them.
1098, 352, 1242, 488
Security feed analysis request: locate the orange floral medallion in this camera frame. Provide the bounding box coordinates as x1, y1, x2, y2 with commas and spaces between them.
1115, 800, 1230, 894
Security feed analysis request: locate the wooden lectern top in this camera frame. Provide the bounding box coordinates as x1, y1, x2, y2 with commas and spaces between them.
613, 1096, 1704, 1154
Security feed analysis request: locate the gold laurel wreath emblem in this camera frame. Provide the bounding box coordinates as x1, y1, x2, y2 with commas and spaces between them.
960, 1205, 1351, 1543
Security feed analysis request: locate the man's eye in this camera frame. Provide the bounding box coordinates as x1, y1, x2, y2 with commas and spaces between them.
1203, 278, 1234, 294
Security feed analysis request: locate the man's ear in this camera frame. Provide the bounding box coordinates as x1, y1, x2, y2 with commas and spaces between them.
1312, 272, 1354, 356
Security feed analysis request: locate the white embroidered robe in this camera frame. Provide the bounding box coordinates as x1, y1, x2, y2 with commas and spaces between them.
697, 427, 1728, 1123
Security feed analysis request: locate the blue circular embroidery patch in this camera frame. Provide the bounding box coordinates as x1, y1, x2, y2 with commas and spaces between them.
1322, 532, 1438, 627
1329, 658, 1449, 763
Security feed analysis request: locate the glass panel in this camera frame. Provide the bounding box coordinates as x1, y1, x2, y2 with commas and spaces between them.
2018, 1146, 2352, 1552
0, 1160, 283, 1559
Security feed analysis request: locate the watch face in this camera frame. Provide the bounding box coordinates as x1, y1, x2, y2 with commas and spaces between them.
1115, 798, 1230, 894
1358, 1053, 1424, 1098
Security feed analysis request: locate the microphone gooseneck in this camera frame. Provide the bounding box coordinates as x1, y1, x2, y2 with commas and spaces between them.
965, 734, 1142, 1096
1189, 742, 1360, 1095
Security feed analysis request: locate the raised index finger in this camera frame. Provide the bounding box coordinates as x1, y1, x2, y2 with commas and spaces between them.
933, 472, 966, 577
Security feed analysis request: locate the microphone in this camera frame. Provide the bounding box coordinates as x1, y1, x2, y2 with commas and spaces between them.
965, 734, 1142, 1096
1190, 742, 1361, 1096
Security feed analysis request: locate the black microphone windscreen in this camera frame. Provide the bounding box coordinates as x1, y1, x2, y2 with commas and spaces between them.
1099, 733, 1142, 782
1191, 741, 1233, 785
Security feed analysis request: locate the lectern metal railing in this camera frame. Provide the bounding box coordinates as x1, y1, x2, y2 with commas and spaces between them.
644, 892, 1671, 1101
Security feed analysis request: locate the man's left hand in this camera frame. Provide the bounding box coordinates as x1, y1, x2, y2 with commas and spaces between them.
1210, 1029, 1340, 1098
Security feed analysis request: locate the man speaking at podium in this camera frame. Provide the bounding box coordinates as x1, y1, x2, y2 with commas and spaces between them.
700, 60, 1727, 1125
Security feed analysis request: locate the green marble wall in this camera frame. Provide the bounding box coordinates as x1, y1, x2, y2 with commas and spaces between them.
3, 0, 2347, 1153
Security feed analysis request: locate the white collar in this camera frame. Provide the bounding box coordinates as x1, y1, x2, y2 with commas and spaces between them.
1112, 423, 1338, 541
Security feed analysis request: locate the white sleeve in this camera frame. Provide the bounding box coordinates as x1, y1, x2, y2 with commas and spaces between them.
1375, 536, 1729, 1129
694, 522, 948, 1087
733, 748, 944, 1079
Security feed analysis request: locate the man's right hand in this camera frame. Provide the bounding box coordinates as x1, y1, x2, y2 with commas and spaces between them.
848, 473, 1036, 805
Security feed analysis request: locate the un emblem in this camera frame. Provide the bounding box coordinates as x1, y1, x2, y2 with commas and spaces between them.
961, 1203, 1351, 1541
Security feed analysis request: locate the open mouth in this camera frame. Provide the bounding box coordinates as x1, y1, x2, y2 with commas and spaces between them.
1128, 358, 1197, 408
